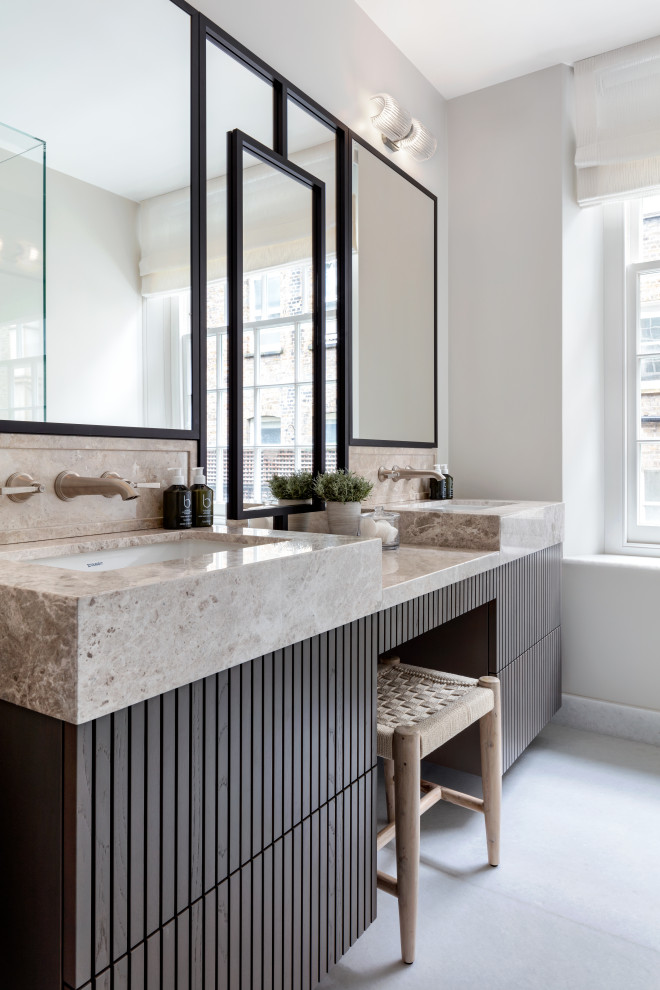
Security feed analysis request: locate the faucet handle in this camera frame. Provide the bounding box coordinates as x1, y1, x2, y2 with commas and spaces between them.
2, 473, 45, 502
100, 472, 160, 496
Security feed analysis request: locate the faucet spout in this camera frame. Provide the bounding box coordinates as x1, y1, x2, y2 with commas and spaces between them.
54, 471, 139, 501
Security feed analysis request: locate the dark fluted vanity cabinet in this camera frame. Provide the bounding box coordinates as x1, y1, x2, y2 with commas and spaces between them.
0, 544, 560, 990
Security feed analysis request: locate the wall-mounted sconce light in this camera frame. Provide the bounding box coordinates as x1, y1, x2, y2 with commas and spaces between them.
369, 93, 437, 162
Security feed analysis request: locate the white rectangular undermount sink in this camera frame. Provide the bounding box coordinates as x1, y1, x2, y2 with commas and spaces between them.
31, 538, 262, 573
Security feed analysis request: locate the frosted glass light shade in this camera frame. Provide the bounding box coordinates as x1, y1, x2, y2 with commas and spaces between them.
396, 118, 437, 162
369, 93, 412, 143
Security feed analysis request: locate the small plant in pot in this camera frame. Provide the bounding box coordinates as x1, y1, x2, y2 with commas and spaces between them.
266, 471, 315, 531
313, 469, 374, 536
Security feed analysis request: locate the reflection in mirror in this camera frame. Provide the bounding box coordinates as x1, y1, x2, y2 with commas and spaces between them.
288, 100, 338, 472
0, 0, 191, 428
0, 123, 45, 421
352, 141, 436, 445
205, 40, 274, 504
240, 150, 315, 513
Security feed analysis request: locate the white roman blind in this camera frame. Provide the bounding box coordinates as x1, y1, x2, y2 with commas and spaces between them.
138, 141, 336, 295
575, 35, 660, 206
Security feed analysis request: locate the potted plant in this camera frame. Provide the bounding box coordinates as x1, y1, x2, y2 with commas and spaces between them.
313, 469, 373, 536
266, 470, 315, 531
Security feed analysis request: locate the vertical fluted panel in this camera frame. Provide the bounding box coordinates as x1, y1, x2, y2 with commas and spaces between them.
63, 619, 378, 990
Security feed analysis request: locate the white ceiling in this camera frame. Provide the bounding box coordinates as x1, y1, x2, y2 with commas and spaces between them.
355, 0, 660, 99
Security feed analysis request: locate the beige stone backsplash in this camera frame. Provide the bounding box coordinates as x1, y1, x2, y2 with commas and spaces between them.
0, 434, 197, 545
348, 445, 437, 508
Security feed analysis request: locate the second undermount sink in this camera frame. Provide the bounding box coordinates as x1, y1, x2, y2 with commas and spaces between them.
30, 536, 279, 573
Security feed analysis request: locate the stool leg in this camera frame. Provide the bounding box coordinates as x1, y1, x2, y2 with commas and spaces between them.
384, 758, 396, 823
392, 727, 421, 964
478, 676, 502, 867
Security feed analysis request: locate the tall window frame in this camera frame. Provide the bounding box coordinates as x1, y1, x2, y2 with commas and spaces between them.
605, 196, 660, 553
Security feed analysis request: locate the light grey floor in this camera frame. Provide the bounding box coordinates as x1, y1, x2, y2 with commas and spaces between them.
319, 723, 660, 990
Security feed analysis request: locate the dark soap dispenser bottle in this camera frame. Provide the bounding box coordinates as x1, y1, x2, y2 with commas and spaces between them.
163, 467, 192, 529
429, 463, 447, 500
441, 463, 454, 499
191, 466, 214, 527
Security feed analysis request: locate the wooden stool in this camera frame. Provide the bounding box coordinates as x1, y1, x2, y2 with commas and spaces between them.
377, 657, 502, 964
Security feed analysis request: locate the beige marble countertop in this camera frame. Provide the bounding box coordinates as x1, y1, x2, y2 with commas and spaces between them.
0, 525, 382, 724
380, 545, 499, 608
0, 499, 563, 725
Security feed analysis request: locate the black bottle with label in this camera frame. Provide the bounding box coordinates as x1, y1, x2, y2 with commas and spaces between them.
429, 463, 447, 500
442, 464, 454, 499
163, 468, 192, 529
191, 466, 214, 527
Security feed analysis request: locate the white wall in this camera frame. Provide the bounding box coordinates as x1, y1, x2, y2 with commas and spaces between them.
563, 557, 660, 710
447, 63, 660, 722
447, 65, 564, 502
197, 0, 449, 457
46, 168, 143, 426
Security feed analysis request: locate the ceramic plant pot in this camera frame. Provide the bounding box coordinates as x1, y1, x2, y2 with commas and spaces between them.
325, 500, 361, 536
277, 498, 313, 532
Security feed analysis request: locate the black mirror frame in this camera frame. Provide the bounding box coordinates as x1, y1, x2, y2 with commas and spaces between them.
226, 129, 326, 521
347, 134, 438, 450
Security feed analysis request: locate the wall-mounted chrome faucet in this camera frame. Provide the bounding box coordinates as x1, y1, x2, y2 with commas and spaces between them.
1, 473, 45, 502
55, 471, 139, 502
378, 465, 445, 484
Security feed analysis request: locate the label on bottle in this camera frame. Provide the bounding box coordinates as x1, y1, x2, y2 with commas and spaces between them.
193, 487, 213, 527
164, 489, 193, 529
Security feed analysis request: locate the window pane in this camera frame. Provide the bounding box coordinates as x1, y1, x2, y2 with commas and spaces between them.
326, 318, 337, 380
298, 321, 314, 382
257, 385, 296, 446
638, 273, 660, 353
638, 442, 660, 526
297, 383, 314, 444
640, 357, 660, 439
641, 196, 660, 262
260, 448, 296, 501
243, 329, 255, 387
207, 335, 217, 390
259, 324, 295, 385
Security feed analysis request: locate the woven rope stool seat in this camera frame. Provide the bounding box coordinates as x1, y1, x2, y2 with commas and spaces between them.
377, 664, 495, 760
376, 657, 502, 966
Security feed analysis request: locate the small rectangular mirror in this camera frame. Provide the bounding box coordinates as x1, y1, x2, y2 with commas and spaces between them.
226, 131, 326, 519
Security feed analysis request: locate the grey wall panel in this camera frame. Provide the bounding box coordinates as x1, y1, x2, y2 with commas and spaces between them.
500, 627, 561, 769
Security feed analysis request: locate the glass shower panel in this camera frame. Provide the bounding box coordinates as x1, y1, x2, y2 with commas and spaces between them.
0, 121, 45, 421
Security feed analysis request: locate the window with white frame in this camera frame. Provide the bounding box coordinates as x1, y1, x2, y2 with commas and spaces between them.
625, 195, 660, 544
